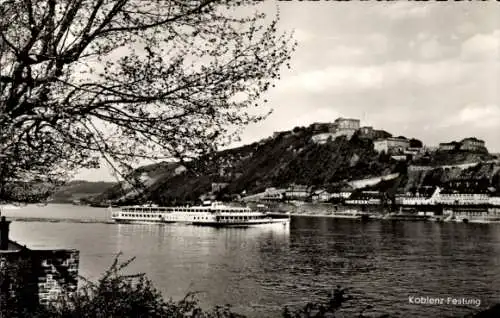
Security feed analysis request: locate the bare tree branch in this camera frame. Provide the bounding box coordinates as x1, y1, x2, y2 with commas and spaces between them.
0, 0, 296, 202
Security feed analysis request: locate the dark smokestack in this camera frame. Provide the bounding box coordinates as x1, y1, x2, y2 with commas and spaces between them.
0, 216, 11, 250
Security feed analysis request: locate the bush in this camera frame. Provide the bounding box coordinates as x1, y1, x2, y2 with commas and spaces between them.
5, 253, 496, 317
28, 254, 356, 318
34, 254, 245, 318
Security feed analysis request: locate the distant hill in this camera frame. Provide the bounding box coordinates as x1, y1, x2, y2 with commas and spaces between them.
50, 180, 116, 203
91, 162, 187, 205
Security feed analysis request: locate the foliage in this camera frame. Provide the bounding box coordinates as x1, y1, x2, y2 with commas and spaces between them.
0, 254, 39, 318
2, 253, 497, 317
31, 253, 245, 318
0, 0, 295, 202
50, 181, 115, 203
408, 138, 423, 148
34, 255, 354, 318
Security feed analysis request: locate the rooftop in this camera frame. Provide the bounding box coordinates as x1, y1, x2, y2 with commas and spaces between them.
2, 241, 25, 252
335, 117, 360, 122
461, 137, 485, 143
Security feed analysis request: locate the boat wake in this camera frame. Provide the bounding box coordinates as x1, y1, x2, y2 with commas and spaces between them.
7, 217, 114, 224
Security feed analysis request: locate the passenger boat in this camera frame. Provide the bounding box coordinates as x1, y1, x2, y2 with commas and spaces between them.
110, 201, 290, 227
328, 210, 372, 220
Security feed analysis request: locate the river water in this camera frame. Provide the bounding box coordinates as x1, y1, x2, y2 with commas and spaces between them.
1, 204, 500, 317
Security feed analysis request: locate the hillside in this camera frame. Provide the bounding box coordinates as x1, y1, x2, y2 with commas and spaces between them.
412, 149, 492, 166
404, 162, 500, 195
91, 161, 186, 204
92, 124, 500, 206
95, 126, 400, 205
50, 181, 116, 203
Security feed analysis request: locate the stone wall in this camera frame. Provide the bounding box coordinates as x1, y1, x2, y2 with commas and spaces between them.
33, 249, 79, 305
0, 248, 79, 311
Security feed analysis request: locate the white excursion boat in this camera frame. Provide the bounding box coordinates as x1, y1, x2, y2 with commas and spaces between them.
110, 201, 290, 227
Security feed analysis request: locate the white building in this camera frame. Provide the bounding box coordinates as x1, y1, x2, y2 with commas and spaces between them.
334, 118, 360, 139
311, 189, 333, 202
436, 193, 490, 205
373, 138, 410, 154
262, 188, 286, 201
489, 197, 500, 206
460, 137, 486, 152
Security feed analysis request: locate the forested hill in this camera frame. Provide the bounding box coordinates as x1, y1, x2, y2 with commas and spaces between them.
50, 181, 115, 203
94, 126, 401, 205
91, 124, 500, 206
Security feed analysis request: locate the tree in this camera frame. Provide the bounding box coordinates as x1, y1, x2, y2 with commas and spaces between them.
0, 0, 295, 202
409, 138, 423, 148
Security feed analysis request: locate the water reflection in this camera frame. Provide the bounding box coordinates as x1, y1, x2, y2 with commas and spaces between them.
112, 222, 291, 311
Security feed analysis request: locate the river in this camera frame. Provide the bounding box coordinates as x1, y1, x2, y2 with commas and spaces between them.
1, 204, 499, 317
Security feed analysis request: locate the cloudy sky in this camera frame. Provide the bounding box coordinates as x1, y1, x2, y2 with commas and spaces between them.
76, 1, 500, 181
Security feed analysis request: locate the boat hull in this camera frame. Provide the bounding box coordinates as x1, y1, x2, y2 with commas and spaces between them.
113, 218, 290, 227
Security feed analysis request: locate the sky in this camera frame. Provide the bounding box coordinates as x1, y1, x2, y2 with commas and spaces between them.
76, 1, 500, 181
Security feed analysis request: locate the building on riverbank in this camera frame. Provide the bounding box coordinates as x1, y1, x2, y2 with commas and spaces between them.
285, 185, 312, 200
435, 192, 490, 205
0, 216, 79, 310
490, 197, 500, 206
395, 188, 436, 205
311, 189, 333, 202
262, 188, 286, 202
345, 191, 383, 205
